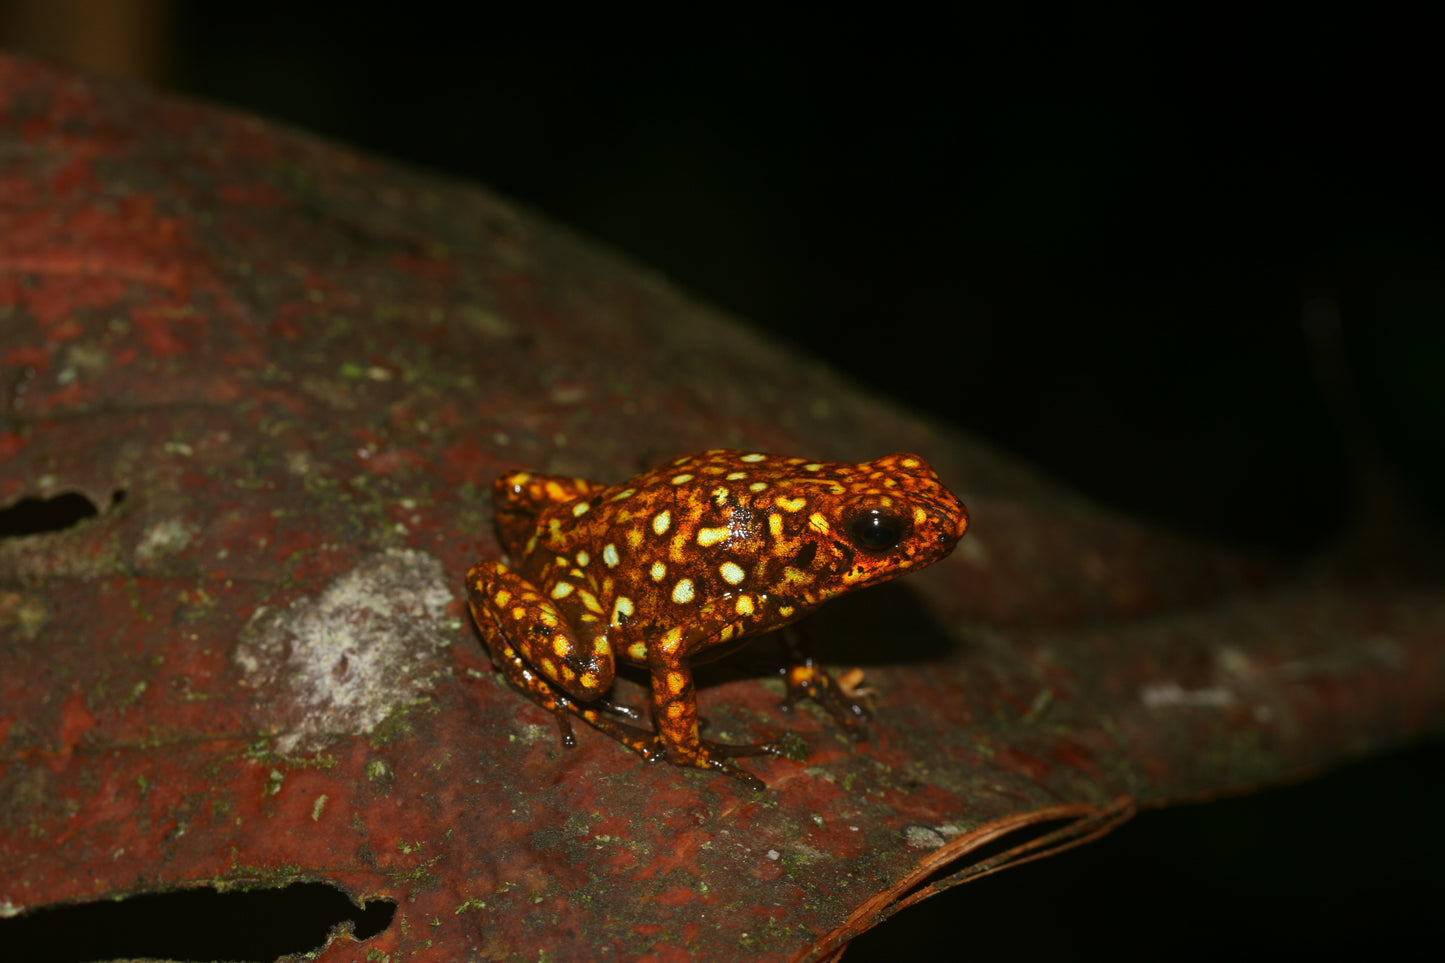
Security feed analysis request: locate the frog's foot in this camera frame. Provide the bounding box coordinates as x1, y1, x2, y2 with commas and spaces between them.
779, 661, 873, 740
590, 694, 645, 723
573, 704, 668, 763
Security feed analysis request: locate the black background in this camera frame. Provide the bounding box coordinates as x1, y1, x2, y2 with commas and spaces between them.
11, 5, 1445, 958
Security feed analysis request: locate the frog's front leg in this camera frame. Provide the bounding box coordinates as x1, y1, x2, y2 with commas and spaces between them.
776, 621, 872, 740
648, 651, 779, 791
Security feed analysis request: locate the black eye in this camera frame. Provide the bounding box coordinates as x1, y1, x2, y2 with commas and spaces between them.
847, 509, 907, 553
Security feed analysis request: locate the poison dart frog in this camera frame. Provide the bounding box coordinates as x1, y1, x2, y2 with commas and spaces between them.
466, 449, 968, 789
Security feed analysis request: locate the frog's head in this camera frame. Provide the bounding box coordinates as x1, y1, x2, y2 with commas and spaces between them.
758, 452, 968, 604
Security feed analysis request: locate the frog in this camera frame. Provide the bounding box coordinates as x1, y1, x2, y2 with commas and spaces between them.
466, 449, 968, 789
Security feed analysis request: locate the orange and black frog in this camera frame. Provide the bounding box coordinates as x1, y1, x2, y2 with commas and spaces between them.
466, 449, 968, 789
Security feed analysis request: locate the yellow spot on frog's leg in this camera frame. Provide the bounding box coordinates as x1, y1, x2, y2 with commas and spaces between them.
808, 512, 830, 534
580, 672, 598, 689
650, 561, 667, 581
725, 471, 747, 480
493, 589, 512, 607
720, 625, 735, 640
670, 473, 694, 484
776, 495, 807, 512
741, 453, 767, 463
696, 526, 728, 547
538, 610, 559, 628
612, 596, 634, 626
624, 642, 646, 661
768, 515, 784, 538
577, 590, 604, 615
671, 578, 695, 604
666, 671, 686, 694
735, 595, 754, 616
914, 507, 928, 525
719, 561, 745, 585
572, 501, 590, 517
652, 510, 672, 536
660, 627, 683, 654
575, 550, 590, 567
552, 637, 572, 658
749, 482, 768, 492
602, 543, 620, 567
779, 604, 795, 618
667, 702, 685, 720
561, 665, 577, 682
550, 582, 574, 600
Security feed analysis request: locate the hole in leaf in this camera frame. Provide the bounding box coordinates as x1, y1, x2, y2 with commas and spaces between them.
0, 489, 126, 538
0, 881, 395, 963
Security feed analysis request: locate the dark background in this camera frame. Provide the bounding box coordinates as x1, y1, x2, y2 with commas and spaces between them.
4, 4, 1442, 959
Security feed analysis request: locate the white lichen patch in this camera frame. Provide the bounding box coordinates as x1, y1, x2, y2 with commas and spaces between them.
234, 549, 458, 752
135, 517, 199, 564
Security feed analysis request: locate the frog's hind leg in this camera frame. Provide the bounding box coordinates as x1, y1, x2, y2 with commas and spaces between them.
467, 561, 583, 747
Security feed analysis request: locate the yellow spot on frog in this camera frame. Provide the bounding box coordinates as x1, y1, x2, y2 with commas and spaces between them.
672, 578, 695, 604
768, 515, 784, 538
735, 595, 754, 616
611, 488, 635, 501
612, 596, 634, 625
713, 487, 730, 506
601, 543, 620, 567
572, 501, 590, 517
650, 561, 667, 581
779, 604, 795, 618
493, 589, 512, 607
741, 453, 766, 463
914, 507, 928, 525
667, 671, 686, 694
578, 590, 604, 615
652, 510, 671, 536
901, 457, 920, 468
749, 481, 768, 492
696, 526, 729, 547
511, 606, 527, 621
627, 641, 647, 660
550, 582, 574, 600
575, 550, 590, 567
661, 627, 683, 654
725, 471, 747, 480
783, 567, 810, 585
580, 672, 598, 689
808, 512, 830, 534
671, 473, 694, 484
776, 496, 807, 513
627, 528, 644, 549
719, 561, 745, 585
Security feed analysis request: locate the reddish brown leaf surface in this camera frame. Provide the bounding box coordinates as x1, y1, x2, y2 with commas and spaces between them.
2, 55, 1443, 961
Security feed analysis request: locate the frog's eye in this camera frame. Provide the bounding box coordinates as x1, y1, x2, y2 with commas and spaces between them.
846, 508, 909, 553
